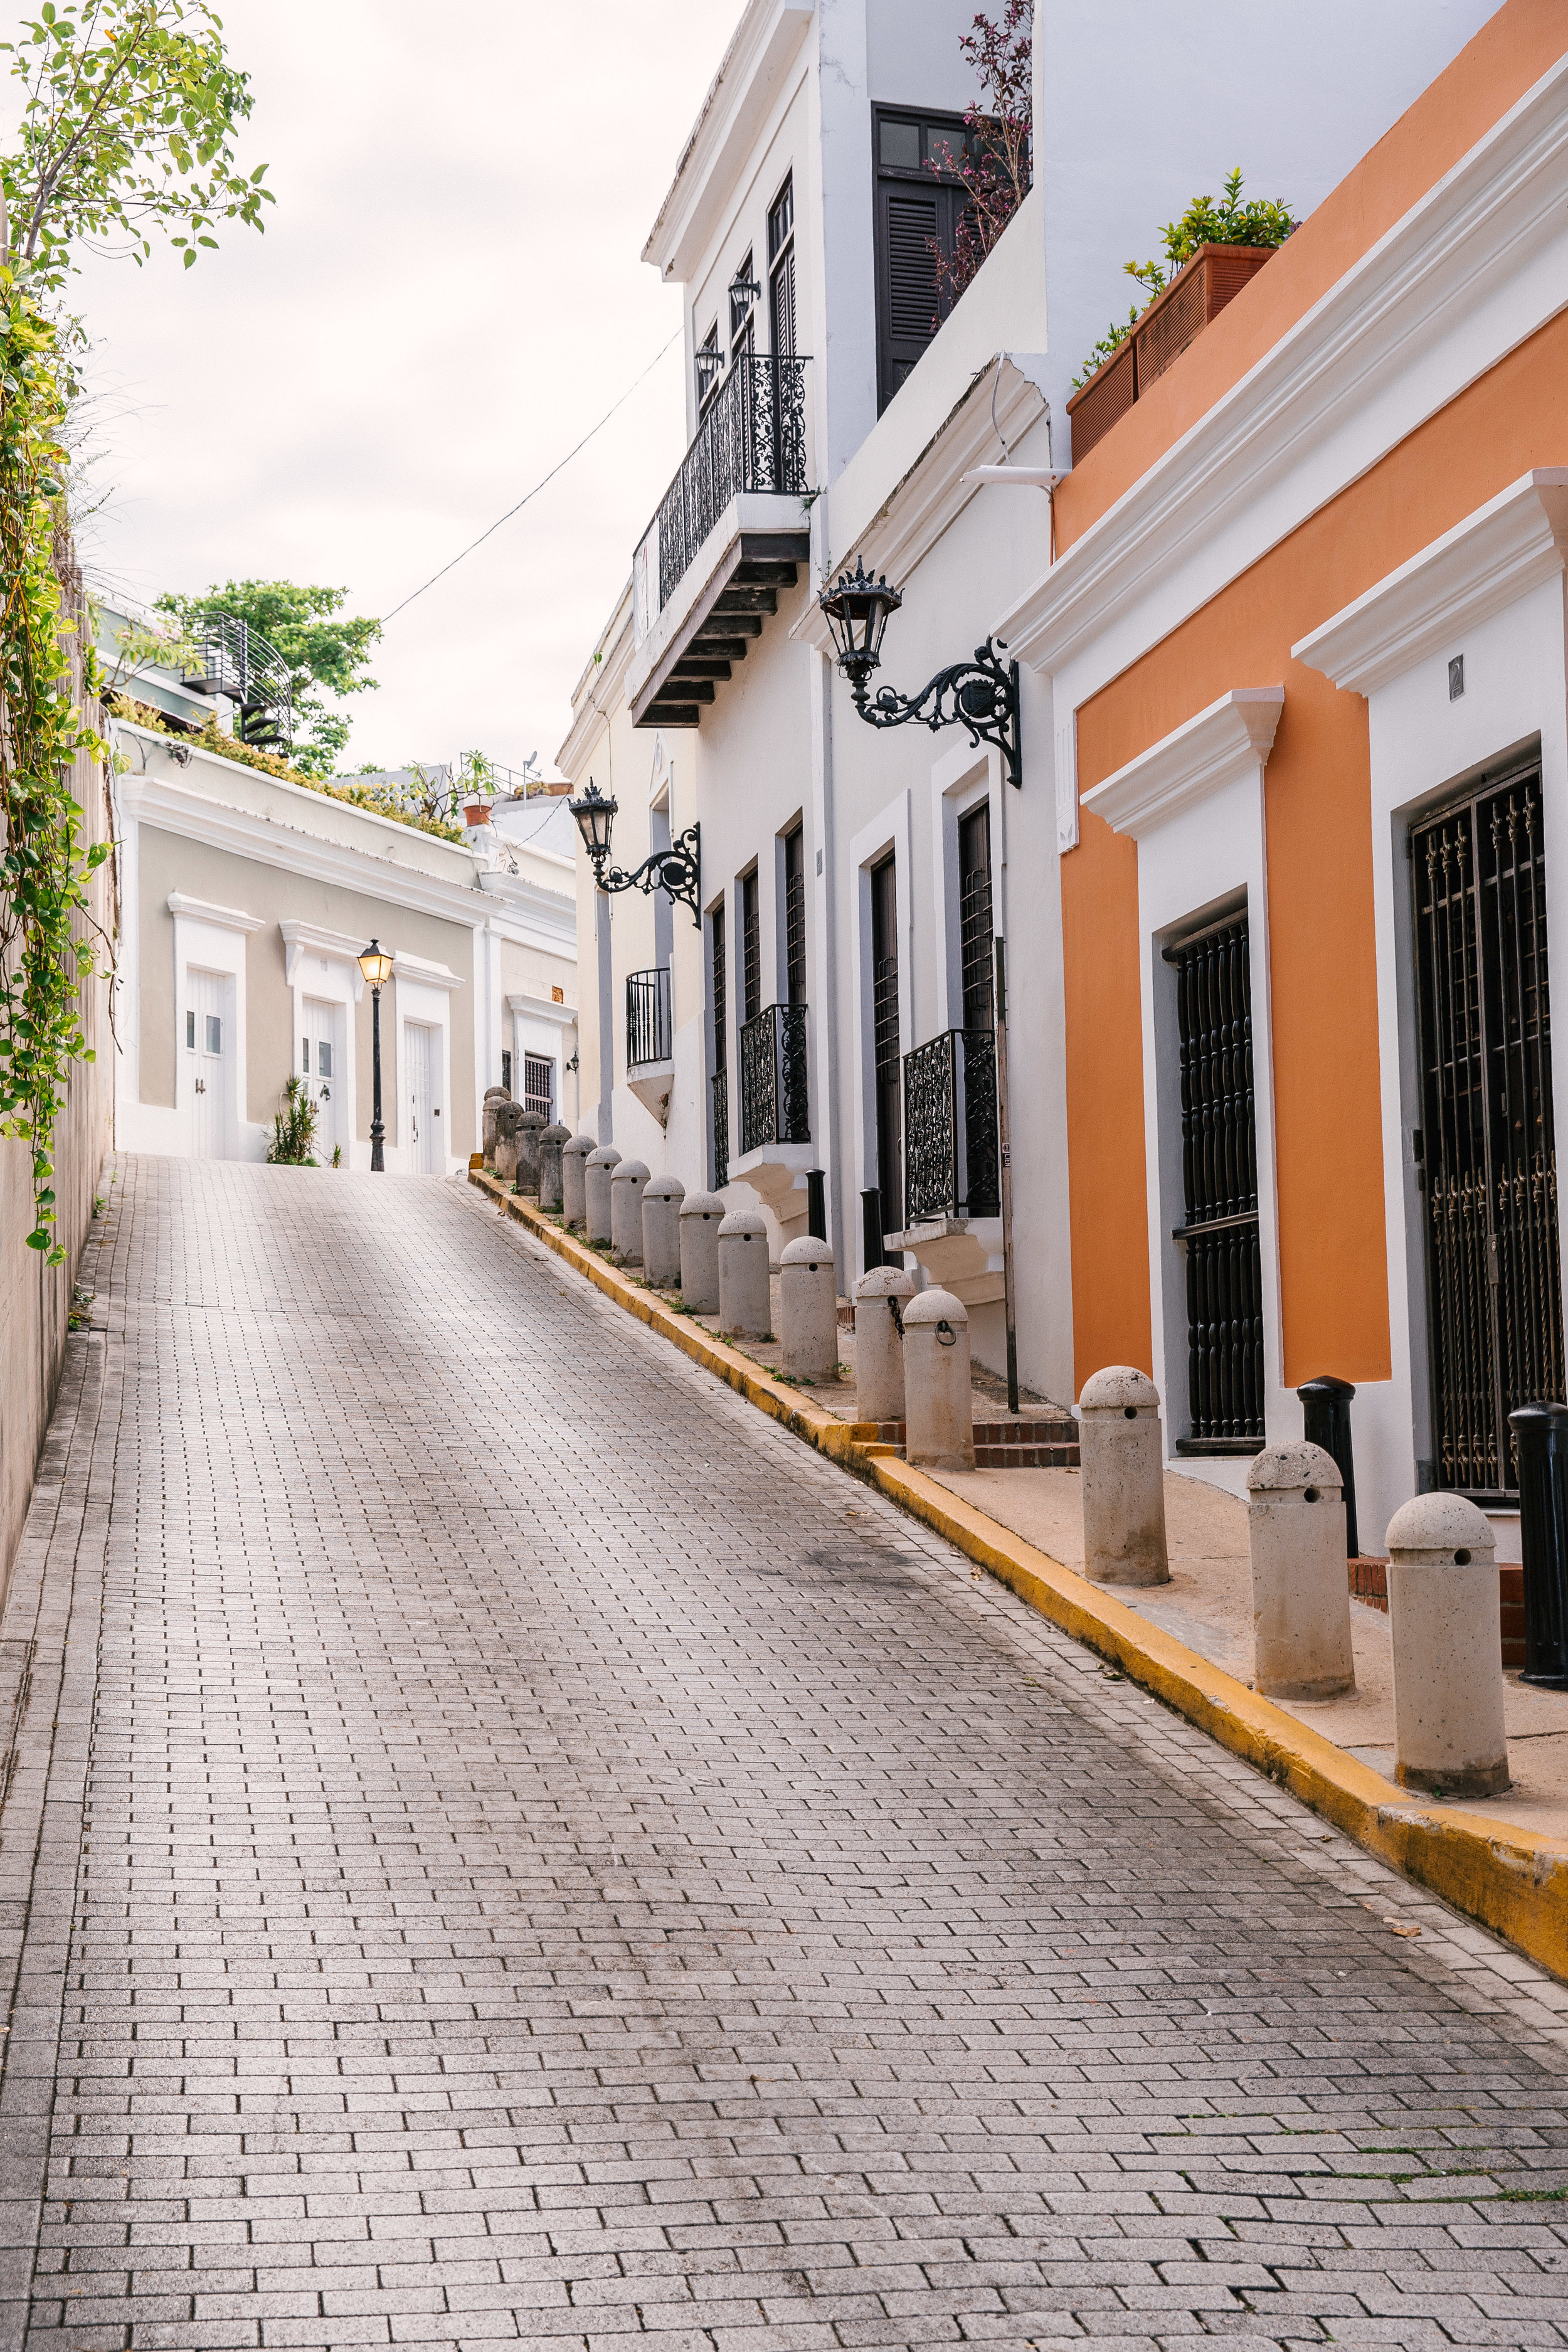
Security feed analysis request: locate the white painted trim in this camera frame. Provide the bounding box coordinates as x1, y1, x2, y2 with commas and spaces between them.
997, 54, 1568, 694
505, 990, 578, 1030
391, 949, 464, 993
1293, 469, 1568, 694
278, 918, 368, 999
166, 891, 266, 933
1082, 689, 1285, 841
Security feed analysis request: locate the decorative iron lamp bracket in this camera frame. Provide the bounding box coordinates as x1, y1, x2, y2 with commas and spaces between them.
592, 827, 702, 928
851, 640, 1021, 792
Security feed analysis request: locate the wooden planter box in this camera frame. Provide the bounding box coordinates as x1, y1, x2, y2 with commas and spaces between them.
1066, 241, 1277, 461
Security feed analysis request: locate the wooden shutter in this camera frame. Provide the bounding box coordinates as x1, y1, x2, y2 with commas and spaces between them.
872, 109, 970, 414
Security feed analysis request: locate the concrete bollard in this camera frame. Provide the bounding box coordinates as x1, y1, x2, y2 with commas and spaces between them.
482, 1086, 511, 1165
679, 1189, 725, 1313
562, 1134, 595, 1229
903, 1288, 975, 1471
1078, 1366, 1170, 1587
516, 1110, 546, 1195
718, 1207, 771, 1338
642, 1175, 685, 1286
1386, 1493, 1509, 1798
538, 1124, 569, 1214
780, 1236, 839, 1381
1246, 1442, 1356, 1700
585, 1145, 620, 1242
853, 1267, 914, 1423
493, 1101, 523, 1186
610, 1158, 650, 1259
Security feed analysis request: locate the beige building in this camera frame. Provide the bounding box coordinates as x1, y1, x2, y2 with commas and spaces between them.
112, 721, 578, 1173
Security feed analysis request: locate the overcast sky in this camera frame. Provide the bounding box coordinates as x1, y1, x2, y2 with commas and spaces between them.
50, 0, 741, 777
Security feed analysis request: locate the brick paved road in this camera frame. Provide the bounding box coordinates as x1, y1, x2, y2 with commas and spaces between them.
0, 1156, 1565, 2352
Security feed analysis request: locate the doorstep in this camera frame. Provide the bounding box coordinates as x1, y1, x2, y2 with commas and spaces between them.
467, 1168, 1568, 1982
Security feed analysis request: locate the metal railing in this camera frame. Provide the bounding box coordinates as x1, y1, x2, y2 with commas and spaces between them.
739, 1004, 810, 1157
625, 967, 672, 1070
633, 354, 809, 635
183, 612, 295, 751
711, 1069, 730, 1189
901, 1028, 999, 1224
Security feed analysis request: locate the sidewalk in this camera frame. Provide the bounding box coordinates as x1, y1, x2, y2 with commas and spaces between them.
469, 1168, 1568, 1979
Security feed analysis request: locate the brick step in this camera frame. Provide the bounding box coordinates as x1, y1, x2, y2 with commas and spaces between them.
866, 1419, 1079, 1469
1350, 1555, 1525, 1669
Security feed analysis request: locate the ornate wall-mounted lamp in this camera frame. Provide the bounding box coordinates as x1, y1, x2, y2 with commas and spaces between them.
817, 556, 1022, 790
567, 780, 702, 928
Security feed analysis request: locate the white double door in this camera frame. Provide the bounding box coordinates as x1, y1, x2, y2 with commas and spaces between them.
185, 968, 237, 1159
300, 997, 346, 1162
403, 1019, 442, 1174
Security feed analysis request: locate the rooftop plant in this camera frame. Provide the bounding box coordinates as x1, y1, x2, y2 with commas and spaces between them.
929, 1, 1032, 315
1073, 169, 1298, 388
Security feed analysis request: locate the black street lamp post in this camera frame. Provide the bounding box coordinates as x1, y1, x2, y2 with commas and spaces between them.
566, 781, 701, 925
358, 938, 393, 1170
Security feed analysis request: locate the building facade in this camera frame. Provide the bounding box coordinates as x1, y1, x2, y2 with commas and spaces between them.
559, 0, 1545, 1557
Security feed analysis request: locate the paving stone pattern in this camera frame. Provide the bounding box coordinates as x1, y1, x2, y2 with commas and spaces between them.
1, 1155, 1566, 2352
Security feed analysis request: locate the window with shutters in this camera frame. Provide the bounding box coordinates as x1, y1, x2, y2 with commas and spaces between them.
696, 319, 721, 415
958, 803, 993, 1033
741, 867, 761, 1025
871, 854, 902, 1232
729, 248, 756, 358
872, 107, 974, 414
710, 904, 729, 1189
768, 175, 795, 359
783, 824, 806, 1008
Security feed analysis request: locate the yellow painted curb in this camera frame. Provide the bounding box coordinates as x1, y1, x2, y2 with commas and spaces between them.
471, 1167, 1568, 1981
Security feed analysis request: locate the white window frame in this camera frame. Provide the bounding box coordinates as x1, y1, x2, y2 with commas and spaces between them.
167, 893, 266, 1161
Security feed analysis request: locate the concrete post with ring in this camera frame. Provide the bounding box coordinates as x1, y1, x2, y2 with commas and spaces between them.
610, 1158, 650, 1259
718, 1207, 771, 1338
678, 1190, 725, 1313
562, 1134, 594, 1229
516, 1110, 546, 1195
1385, 1492, 1509, 1798
492, 1101, 523, 1186
585, 1145, 620, 1242
481, 1086, 511, 1165
538, 1123, 569, 1213
642, 1175, 685, 1286
903, 1288, 975, 1471
1078, 1367, 1170, 1586
1246, 1441, 1356, 1699
853, 1266, 914, 1424
780, 1236, 839, 1380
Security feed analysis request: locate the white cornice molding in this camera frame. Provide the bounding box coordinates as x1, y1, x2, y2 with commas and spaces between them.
1293, 469, 1568, 693
393, 950, 464, 993
166, 891, 267, 933
506, 991, 578, 1030
641, 2, 813, 283
1081, 689, 1285, 841
995, 54, 1568, 684
279, 918, 369, 997
558, 590, 635, 777
793, 358, 1046, 654
125, 773, 490, 933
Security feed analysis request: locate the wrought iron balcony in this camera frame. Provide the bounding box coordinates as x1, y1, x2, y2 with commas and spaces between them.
625, 967, 672, 1071
711, 1069, 730, 1189
902, 1028, 999, 1224
739, 1004, 810, 1157
630, 355, 811, 731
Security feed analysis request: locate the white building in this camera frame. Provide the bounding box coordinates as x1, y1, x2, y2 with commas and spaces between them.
558, 0, 1499, 1426
106, 617, 578, 1171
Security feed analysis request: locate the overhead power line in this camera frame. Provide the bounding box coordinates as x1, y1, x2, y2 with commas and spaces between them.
381, 327, 682, 623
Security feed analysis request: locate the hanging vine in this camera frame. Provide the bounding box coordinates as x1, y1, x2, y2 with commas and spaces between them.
0, 274, 110, 1261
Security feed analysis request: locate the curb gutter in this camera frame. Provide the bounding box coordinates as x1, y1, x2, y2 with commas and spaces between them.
472, 1168, 1568, 1982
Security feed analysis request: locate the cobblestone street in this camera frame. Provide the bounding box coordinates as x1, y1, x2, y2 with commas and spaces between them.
1, 1155, 1567, 2351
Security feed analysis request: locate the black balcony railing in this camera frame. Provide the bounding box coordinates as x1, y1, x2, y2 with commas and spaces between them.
635, 355, 809, 623
739, 1003, 810, 1157
711, 1069, 730, 1189
902, 1028, 999, 1224
626, 967, 672, 1069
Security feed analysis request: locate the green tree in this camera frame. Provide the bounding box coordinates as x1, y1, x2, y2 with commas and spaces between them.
0, 0, 270, 306
154, 579, 381, 776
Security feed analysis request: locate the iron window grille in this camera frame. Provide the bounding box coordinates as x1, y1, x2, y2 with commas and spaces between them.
711, 1070, 730, 1189
784, 824, 807, 1007
1165, 910, 1264, 1453
625, 967, 673, 1071
871, 854, 902, 1233
958, 803, 994, 1030
739, 1004, 810, 1157
523, 1053, 554, 1120
1413, 761, 1563, 1501
635, 353, 808, 623
741, 868, 761, 1025
902, 1027, 999, 1223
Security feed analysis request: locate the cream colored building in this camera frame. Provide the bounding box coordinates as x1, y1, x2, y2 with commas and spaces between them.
111, 719, 578, 1173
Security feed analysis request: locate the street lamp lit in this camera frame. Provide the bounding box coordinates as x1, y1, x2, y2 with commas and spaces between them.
568, 780, 618, 875
817, 557, 903, 694
357, 938, 393, 987
357, 938, 393, 1172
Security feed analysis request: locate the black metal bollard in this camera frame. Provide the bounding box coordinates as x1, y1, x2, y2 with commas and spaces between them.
861, 1187, 886, 1276
1297, 1375, 1359, 1560
807, 1168, 827, 1244
1508, 1401, 1568, 1688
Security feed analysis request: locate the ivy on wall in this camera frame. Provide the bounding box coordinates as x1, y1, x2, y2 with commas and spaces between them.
0, 278, 110, 1261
